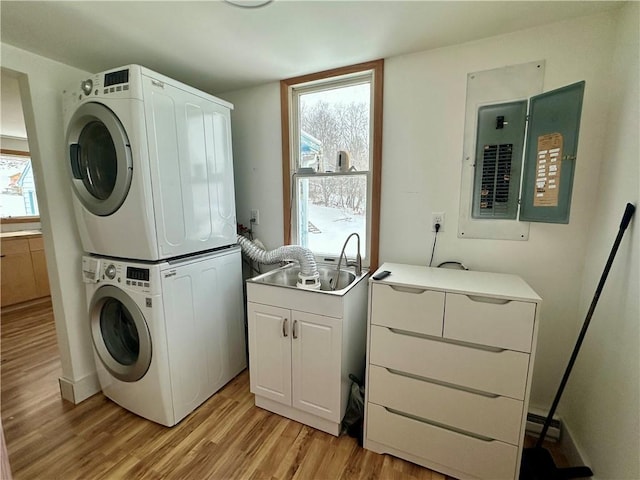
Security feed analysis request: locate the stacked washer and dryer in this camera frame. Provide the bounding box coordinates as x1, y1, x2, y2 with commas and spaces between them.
63, 65, 246, 427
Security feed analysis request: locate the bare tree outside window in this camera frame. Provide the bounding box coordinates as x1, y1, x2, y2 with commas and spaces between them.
295, 82, 370, 257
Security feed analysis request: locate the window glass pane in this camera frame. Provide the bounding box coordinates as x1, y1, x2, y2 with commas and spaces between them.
296, 174, 367, 257
0, 153, 39, 217
298, 82, 370, 173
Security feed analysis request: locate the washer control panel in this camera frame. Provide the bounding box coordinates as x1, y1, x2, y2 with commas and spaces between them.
126, 266, 151, 288
105, 264, 117, 280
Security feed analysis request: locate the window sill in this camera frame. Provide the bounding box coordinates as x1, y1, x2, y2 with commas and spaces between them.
1, 216, 41, 225
293, 170, 367, 178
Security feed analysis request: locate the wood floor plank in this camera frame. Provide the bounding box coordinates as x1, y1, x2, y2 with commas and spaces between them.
1, 299, 467, 480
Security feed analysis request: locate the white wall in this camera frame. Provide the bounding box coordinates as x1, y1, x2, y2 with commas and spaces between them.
562, 3, 639, 479
224, 10, 618, 406
222, 83, 285, 251
380, 11, 621, 410
1, 44, 99, 402
223, 8, 638, 474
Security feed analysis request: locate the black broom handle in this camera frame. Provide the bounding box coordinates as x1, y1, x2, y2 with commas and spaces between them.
536, 202, 636, 448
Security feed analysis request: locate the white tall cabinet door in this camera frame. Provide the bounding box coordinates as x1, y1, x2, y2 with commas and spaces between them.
291, 311, 341, 421
247, 303, 292, 404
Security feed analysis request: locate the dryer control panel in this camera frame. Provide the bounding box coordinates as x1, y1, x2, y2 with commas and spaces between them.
82, 257, 100, 283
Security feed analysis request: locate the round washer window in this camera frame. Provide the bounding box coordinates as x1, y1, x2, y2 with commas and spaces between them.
90, 285, 152, 382
100, 298, 140, 366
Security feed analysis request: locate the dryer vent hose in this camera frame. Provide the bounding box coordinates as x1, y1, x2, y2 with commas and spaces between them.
236, 235, 319, 277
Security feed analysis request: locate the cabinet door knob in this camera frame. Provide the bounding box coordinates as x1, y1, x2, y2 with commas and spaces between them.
293, 319, 298, 339
282, 318, 288, 337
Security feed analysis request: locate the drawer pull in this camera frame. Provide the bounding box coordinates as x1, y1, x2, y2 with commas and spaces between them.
384, 406, 495, 442
465, 295, 511, 305
384, 367, 500, 398
389, 285, 428, 294
282, 318, 288, 337
387, 327, 506, 353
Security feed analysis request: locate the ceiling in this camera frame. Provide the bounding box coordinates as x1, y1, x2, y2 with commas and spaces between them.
1, 0, 622, 96
0, 1, 623, 140
1, 70, 27, 139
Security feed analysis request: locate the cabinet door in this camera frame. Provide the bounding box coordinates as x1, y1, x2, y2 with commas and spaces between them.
29, 237, 50, 299
1, 239, 37, 307
247, 303, 292, 405
291, 311, 342, 422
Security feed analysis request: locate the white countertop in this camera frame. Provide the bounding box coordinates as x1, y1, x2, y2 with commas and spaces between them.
372, 262, 541, 303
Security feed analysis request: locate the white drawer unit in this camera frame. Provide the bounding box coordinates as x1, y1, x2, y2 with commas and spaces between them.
364, 263, 541, 480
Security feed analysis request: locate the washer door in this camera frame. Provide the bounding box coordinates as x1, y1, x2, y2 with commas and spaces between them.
66, 102, 133, 216
90, 285, 152, 382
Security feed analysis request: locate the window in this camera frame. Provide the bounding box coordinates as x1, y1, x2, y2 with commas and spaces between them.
0, 149, 39, 220
281, 60, 383, 269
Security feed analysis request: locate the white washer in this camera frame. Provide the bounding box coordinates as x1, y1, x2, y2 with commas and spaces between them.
82, 246, 246, 427
64, 65, 237, 261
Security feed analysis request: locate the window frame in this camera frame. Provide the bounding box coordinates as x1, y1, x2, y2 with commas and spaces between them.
280, 59, 383, 270
0, 148, 40, 224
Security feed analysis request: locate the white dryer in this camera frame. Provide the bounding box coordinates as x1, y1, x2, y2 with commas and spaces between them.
82, 246, 246, 427
64, 65, 237, 261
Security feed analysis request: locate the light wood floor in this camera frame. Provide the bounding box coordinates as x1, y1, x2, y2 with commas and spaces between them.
1, 299, 570, 480
1, 299, 451, 480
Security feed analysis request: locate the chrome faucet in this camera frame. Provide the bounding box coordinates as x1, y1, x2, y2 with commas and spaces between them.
333, 232, 362, 290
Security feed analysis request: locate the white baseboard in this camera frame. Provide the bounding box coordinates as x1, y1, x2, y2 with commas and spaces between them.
58, 372, 100, 404
560, 421, 592, 473
526, 409, 562, 441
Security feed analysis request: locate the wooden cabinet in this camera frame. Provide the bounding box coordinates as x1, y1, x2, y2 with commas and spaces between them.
364, 263, 541, 480
1, 233, 50, 307
246, 270, 369, 436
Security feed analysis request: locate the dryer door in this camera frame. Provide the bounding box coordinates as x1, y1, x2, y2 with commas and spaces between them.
90, 285, 152, 382
66, 102, 133, 216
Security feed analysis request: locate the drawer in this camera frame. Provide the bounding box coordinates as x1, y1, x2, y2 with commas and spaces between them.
371, 283, 444, 336
367, 402, 518, 480
1, 238, 30, 255
368, 365, 524, 445
370, 325, 529, 399
444, 293, 536, 352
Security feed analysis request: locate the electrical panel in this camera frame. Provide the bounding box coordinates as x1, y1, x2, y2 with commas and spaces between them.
471, 81, 585, 225
472, 101, 527, 220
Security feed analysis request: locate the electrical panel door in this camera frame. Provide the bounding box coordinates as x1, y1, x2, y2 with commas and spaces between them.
520, 81, 585, 223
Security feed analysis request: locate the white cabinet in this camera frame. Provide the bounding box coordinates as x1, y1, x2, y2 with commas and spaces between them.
291, 311, 341, 420
247, 304, 291, 404
364, 263, 541, 480
246, 271, 369, 436
247, 304, 341, 422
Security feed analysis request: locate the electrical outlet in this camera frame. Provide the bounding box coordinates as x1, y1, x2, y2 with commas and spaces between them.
431, 212, 445, 232
250, 209, 260, 225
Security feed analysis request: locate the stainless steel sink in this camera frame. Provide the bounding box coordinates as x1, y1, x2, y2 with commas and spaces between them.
248, 264, 366, 295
